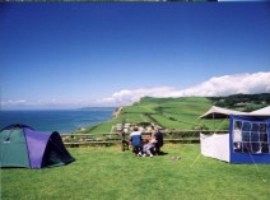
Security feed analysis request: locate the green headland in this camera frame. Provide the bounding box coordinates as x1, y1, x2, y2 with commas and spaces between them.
76, 93, 270, 135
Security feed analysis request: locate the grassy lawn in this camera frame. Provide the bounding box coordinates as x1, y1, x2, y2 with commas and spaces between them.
1, 144, 270, 200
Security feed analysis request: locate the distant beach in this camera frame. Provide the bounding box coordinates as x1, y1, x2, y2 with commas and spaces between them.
0, 108, 115, 133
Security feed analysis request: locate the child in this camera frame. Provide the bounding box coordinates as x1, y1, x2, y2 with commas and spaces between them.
143, 137, 157, 157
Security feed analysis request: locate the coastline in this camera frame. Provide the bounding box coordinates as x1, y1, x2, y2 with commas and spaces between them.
0, 109, 115, 134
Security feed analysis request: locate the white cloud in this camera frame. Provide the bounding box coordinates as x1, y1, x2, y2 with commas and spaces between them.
101, 86, 176, 106
1, 99, 27, 105
0, 99, 91, 110
2, 71, 270, 109
101, 71, 270, 106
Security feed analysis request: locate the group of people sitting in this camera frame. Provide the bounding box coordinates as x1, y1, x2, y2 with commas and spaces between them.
129, 126, 163, 157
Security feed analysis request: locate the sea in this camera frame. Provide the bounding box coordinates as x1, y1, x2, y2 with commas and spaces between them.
0, 108, 115, 133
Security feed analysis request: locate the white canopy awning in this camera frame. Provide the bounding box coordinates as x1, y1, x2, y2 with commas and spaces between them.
200, 106, 247, 119
200, 105, 270, 119
250, 106, 270, 116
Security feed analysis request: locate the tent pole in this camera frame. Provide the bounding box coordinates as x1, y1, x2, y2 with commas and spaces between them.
213, 113, 215, 134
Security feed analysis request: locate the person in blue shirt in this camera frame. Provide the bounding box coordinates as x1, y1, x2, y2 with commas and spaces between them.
129, 126, 143, 156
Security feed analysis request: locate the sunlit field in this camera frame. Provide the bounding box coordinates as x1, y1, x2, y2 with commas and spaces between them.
1, 144, 270, 200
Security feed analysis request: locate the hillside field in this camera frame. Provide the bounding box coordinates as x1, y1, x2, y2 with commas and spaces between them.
77, 97, 227, 135
76, 94, 270, 135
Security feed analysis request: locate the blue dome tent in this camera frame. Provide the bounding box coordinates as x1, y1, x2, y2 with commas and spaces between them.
0, 124, 75, 168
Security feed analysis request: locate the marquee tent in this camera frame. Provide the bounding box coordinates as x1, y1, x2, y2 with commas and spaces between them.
0, 124, 75, 168
250, 106, 270, 116
200, 115, 270, 164
200, 105, 270, 119
200, 133, 230, 162
200, 106, 247, 119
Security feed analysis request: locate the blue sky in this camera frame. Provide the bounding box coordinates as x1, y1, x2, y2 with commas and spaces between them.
1, 3, 270, 109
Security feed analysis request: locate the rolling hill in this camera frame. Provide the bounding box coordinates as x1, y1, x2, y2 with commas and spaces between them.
75, 93, 270, 135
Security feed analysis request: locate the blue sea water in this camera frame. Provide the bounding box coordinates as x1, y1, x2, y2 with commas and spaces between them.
0, 108, 114, 133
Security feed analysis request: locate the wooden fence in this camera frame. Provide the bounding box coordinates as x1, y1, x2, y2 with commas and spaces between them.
61, 130, 228, 148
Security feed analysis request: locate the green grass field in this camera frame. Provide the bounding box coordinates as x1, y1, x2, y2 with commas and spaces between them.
78, 97, 229, 135
1, 144, 270, 200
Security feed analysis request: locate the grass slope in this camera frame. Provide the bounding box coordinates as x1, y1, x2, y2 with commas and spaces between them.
78, 94, 270, 135
1, 145, 270, 200
78, 97, 227, 135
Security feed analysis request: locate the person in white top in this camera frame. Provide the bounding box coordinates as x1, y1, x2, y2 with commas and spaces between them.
233, 121, 242, 151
